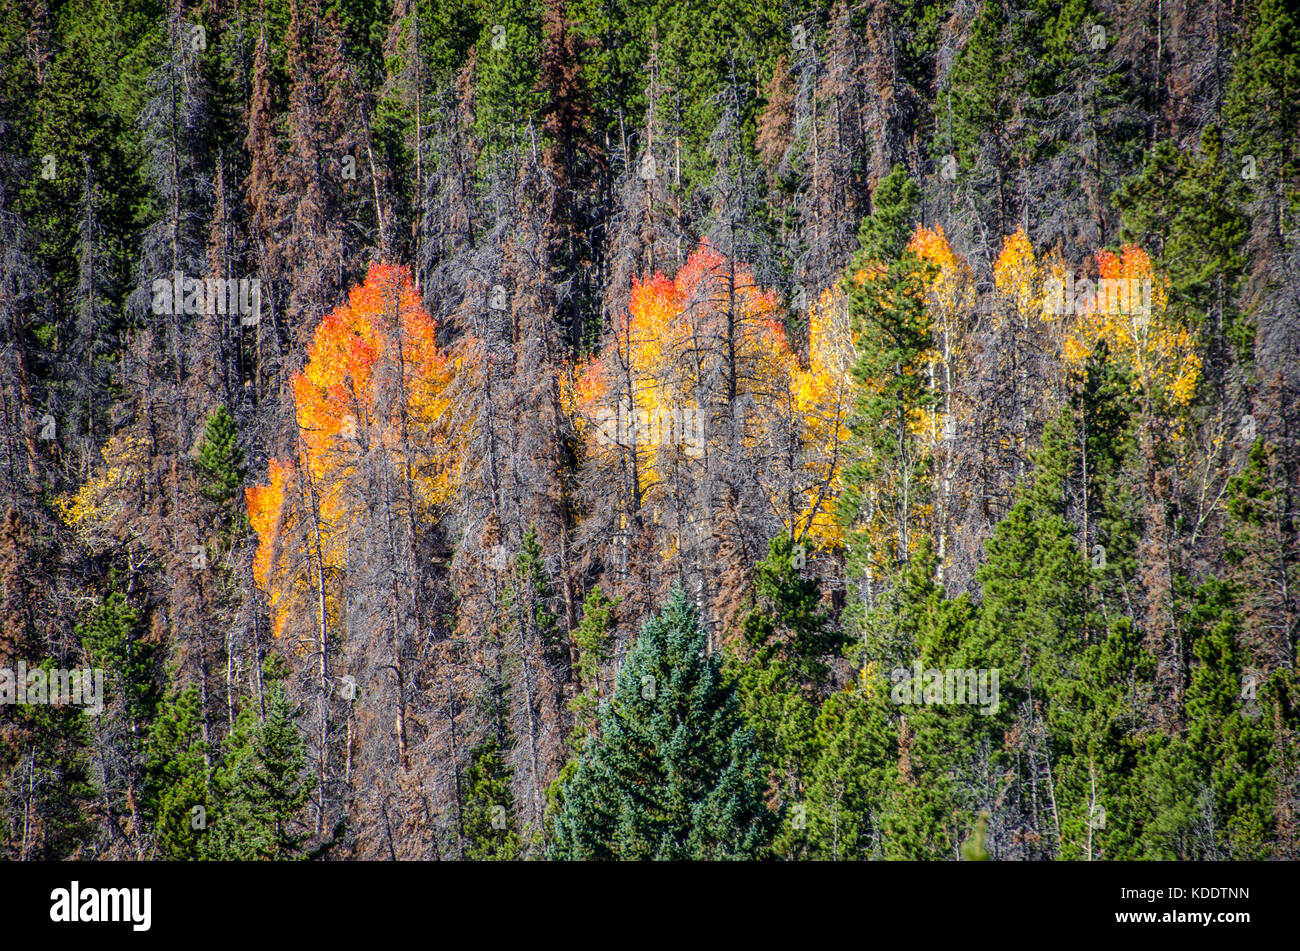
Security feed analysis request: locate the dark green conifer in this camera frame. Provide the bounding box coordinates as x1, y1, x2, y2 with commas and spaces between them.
551, 585, 775, 859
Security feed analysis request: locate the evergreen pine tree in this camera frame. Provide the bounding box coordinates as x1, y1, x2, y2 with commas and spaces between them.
146, 685, 210, 860
1183, 580, 1274, 858
568, 585, 619, 746
837, 165, 937, 602
1116, 129, 1251, 358
872, 542, 977, 860
462, 735, 521, 860
1051, 616, 1155, 860
1225, 438, 1300, 666
1138, 580, 1275, 859
77, 591, 155, 731
195, 405, 246, 512
550, 584, 775, 859
728, 533, 844, 857
202, 683, 313, 860
5, 671, 98, 859
801, 686, 895, 860
1222, 0, 1300, 244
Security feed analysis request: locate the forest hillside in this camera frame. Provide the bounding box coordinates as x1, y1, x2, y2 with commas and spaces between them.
0, 0, 1297, 861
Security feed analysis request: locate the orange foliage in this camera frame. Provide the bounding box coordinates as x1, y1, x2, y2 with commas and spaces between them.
292, 262, 454, 492
246, 458, 293, 639
247, 263, 459, 638
570, 240, 851, 549
572, 240, 790, 492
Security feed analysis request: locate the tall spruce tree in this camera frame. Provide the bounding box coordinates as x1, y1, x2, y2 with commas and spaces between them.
838, 165, 936, 608
202, 682, 313, 860
145, 685, 210, 860
550, 584, 775, 859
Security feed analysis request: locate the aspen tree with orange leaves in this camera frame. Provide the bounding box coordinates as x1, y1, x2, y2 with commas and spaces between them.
570, 240, 851, 630
247, 263, 460, 843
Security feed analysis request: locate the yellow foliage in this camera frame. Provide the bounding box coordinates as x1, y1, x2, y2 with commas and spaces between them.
56, 433, 151, 547
993, 227, 1044, 324
1061, 246, 1200, 410
908, 226, 973, 448
990, 232, 1200, 415
572, 242, 854, 552
792, 287, 855, 547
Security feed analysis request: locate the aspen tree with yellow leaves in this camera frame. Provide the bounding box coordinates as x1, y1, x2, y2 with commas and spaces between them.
908, 226, 974, 584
